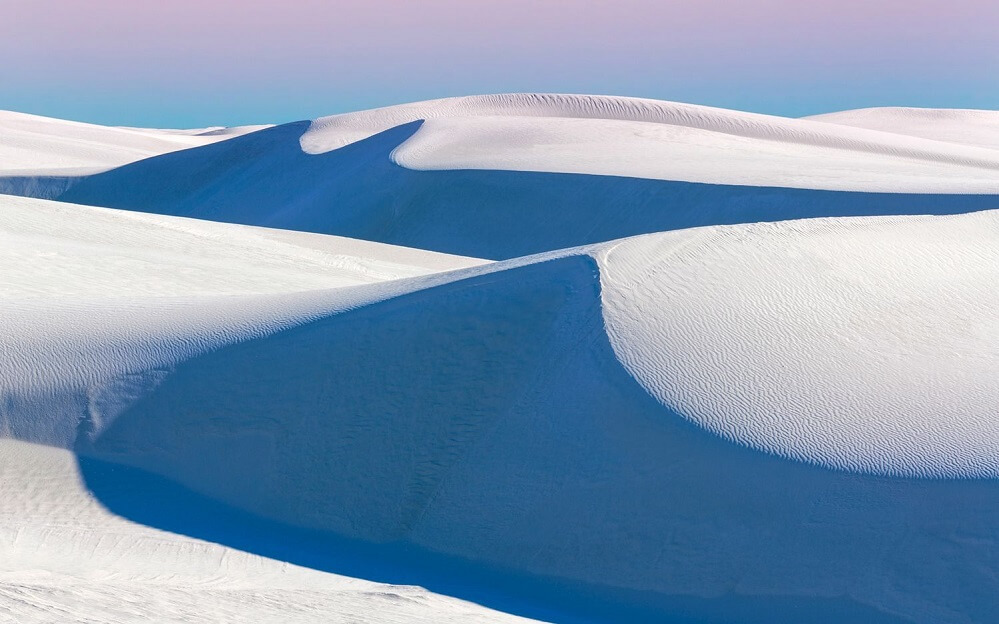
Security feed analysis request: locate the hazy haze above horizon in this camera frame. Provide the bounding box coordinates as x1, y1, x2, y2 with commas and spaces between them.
2, 0, 997, 128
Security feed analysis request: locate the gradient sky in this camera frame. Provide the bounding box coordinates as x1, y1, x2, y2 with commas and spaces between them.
2, 0, 997, 127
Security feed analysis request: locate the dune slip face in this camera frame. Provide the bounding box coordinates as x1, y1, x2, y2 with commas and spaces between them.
1, 95, 999, 624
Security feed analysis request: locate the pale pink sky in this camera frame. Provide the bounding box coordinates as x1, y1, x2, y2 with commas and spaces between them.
2, 0, 996, 126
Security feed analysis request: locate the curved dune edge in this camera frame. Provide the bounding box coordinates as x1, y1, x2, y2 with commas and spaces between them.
599, 210, 999, 478
302, 94, 998, 163
299, 94, 999, 193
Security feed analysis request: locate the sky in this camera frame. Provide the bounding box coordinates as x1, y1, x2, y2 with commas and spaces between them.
2, 0, 997, 127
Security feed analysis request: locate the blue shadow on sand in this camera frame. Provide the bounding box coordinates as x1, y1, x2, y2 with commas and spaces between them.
72, 257, 942, 624
0, 119, 988, 259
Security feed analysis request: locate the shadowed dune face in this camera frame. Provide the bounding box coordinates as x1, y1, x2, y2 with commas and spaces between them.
79, 257, 607, 542
1, 119, 991, 259
69, 255, 999, 624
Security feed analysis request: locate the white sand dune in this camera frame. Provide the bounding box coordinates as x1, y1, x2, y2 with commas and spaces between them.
6, 95, 994, 260
0, 194, 481, 299
0, 439, 534, 624
3, 188, 999, 622
0, 110, 265, 177
806, 107, 999, 150
303, 94, 999, 192
8, 96, 999, 193
2, 96, 999, 623
0, 194, 513, 623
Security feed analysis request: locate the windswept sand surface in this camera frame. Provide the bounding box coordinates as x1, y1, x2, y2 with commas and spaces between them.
806, 106, 999, 150
1, 95, 998, 623
302, 94, 999, 192
0, 110, 267, 176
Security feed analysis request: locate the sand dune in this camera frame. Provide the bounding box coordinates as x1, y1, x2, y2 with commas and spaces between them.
807, 107, 999, 150
5, 100, 994, 259
0, 109, 265, 177
0, 439, 533, 624
2, 96, 998, 623
4, 188, 999, 622
301, 94, 999, 191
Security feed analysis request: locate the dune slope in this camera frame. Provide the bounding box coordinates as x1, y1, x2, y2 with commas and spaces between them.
0, 110, 265, 177
0, 439, 537, 624
4, 184, 999, 622
807, 107, 999, 150
0, 195, 544, 623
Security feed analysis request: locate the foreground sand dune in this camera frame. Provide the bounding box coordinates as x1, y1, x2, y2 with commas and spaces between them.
4, 190, 999, 622
0, 439, 534, 624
